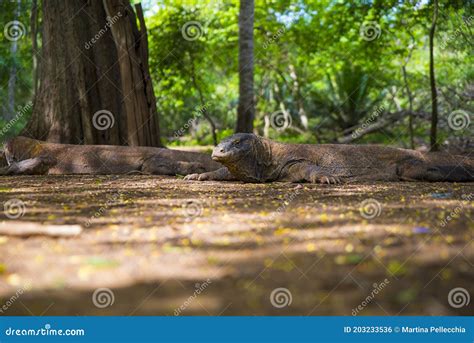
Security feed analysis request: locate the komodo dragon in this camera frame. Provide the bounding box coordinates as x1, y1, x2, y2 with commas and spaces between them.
0, 136, 222, 176
185, 133, 474, 183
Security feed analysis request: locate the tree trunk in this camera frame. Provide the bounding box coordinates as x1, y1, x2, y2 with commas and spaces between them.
30, 0, 39, 95
402, 30, 416, 150
402, 66, 414, 149
188, 52, 217, 146
103, 0, 161, 147
289, 64, 309, 130
23, 0, 161, 147
235, 0, 255, 133
429, 0, 439, 151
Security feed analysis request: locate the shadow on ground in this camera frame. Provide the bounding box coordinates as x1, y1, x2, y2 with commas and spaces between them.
0, 175, 472, 315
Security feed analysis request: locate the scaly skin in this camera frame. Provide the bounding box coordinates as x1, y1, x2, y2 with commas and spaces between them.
0, 136, 222, 176
185, 133, 474, 183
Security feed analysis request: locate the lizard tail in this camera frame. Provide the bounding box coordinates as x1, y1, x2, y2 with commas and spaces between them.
398, 157, 474, 182
425, 164, 474, 182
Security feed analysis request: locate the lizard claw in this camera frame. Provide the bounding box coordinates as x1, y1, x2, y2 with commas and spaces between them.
309, 173, 343, 184
329, 177, 342, 184
326, 176, 343, 184
184, 173, 199, 181
184, 172, 210, 181
197, 173, 209, 181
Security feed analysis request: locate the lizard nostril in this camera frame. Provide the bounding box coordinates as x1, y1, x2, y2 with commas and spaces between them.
219, 148, 224, 153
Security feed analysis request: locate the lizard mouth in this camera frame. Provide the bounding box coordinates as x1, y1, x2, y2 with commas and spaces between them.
211, 148, 234, 162
211, 151, 227, 161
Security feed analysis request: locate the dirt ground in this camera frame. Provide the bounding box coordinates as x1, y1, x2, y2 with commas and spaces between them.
0, 175, 472, 316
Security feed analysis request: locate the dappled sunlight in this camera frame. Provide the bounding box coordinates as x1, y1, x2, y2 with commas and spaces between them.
0, 175, 471, 315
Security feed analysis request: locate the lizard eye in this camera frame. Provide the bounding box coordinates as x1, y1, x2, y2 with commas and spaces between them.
233, 139, 240, 145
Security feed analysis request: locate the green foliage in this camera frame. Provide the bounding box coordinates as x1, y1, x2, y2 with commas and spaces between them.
145, 0, 472, 148
0, 0, 34, 140
146, 1, 239, 144
0, 0, 472, 148
315, 63, 386, 130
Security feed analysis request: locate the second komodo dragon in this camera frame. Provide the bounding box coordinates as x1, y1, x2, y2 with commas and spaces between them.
0, 136, 221, 176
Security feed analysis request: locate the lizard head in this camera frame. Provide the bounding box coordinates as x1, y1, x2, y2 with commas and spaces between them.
212, 133, 258, 163
3, 136, 44, 165
212, 133, 271, 182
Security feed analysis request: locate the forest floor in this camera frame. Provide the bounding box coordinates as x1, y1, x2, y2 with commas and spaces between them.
0, 175, 472, 316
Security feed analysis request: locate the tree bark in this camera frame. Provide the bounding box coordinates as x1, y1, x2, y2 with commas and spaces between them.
134, 3, 161, 147
23, 0, 161, 147
429, 0, 439, 151
103, 0, 161, 147
235, 0, 255, 133
30, 0, 39, 94
402, 30, 416, 149
402, 66, 414, 149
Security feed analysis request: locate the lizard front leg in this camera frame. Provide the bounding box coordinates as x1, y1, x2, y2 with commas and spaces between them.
284, 163, 343, 184
184, 167, 236, 181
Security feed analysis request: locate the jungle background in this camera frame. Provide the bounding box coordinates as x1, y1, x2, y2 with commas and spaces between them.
0, 0, 472, 149
0, 0, 472, 316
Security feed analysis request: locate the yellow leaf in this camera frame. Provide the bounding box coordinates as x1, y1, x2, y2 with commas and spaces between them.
319, 213, 329, 223
274, 228, 291, 236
